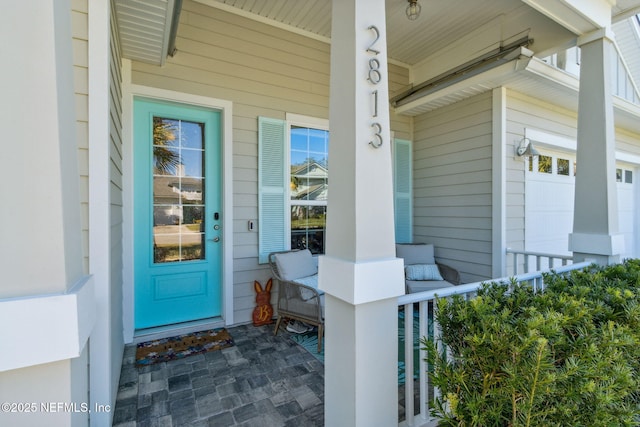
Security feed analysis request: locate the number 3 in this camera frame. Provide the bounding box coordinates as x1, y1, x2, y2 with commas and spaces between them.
369, 123, 383, 148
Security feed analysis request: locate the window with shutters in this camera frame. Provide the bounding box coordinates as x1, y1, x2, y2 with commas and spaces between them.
258, 115, 411, 262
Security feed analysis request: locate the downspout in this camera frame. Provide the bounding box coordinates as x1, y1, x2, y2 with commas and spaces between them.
167, 0, 183, 58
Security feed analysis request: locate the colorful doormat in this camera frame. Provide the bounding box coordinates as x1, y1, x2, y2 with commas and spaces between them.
135, 328, 234, 366
290, 330, 324, 363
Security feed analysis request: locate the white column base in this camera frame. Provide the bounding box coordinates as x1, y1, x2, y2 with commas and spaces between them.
569, 232, 625, 264
324, 294, 400, 427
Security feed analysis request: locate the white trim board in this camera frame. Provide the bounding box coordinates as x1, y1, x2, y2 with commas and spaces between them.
0, 276, 95, 371
525, 127, 640, 164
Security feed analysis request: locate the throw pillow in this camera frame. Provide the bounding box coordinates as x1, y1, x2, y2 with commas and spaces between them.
405, 264, 444, 281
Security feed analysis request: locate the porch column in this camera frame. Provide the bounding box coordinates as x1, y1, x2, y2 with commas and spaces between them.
569, 28, 624, 265
320, 0, 405, 426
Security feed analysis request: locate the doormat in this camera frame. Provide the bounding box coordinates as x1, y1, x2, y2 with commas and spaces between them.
290, 330, 324, 363
135, 328, 234, 366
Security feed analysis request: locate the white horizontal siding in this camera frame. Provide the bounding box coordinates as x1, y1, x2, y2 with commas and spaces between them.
413, 92, 493, 283
131, 0, 411, 323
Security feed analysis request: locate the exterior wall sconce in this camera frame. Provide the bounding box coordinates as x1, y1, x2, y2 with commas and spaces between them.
515, 129, 540, 157
406, 0, 421, 20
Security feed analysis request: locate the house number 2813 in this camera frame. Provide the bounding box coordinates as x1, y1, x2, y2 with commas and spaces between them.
367, 25, 383, 148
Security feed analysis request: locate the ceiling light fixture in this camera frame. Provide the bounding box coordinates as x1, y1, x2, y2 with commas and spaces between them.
406, 0, 421, 21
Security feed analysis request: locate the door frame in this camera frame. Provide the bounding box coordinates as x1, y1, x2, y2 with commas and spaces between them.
122, 76, 234, 343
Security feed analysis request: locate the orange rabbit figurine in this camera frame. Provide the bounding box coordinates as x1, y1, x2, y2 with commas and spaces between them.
252, 279, 274, 326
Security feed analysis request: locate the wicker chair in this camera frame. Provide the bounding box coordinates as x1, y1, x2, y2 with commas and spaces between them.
396, 243, 461, 293
268, 250, 324, 352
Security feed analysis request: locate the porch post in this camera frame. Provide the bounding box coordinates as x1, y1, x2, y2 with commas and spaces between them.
320, 0, 406, 426
569, 27, 624, 265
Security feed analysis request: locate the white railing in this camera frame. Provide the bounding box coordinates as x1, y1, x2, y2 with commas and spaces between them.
396, 261, 591, 427
506, 248, 574, 276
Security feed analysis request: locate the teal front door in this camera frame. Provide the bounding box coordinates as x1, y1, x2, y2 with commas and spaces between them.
134, 98, 222, 329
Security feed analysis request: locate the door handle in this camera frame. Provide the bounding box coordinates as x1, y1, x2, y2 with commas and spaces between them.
208, 237, 220, 242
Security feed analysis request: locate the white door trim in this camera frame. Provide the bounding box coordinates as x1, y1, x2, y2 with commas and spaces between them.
122, 61, 234, 342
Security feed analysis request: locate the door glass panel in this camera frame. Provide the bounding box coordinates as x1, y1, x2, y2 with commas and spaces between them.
152, 117, 205, 263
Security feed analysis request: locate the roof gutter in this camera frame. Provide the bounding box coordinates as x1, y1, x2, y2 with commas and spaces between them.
391, 37, 533, 108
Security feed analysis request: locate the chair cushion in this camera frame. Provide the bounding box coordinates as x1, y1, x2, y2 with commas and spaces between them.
406, 280, 454, 293
396, 244, 436, 265
274, 249, 317, 281
405, 264, 443, 281
295, 274, 324, 301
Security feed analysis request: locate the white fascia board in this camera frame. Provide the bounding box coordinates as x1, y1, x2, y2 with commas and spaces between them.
0, 275, 96, 372
522, 0, 612, 34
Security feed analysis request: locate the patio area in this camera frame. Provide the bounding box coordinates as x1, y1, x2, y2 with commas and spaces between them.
111, 324, 325, 427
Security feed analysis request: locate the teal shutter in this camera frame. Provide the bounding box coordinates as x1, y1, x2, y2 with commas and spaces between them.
258, 117, 287, 263
394, 138, 412, 243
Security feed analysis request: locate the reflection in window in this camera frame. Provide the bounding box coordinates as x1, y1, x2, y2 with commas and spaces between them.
616, 168, 623, 182
557, 158, 570, 176
290, 126, 329, 254
291, 206, 326, 254
152, 117, 206, 263
538, 155, 552, 174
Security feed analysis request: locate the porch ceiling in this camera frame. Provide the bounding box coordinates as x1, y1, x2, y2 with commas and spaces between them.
114, 0, 640, 70
202, 0, 529, 66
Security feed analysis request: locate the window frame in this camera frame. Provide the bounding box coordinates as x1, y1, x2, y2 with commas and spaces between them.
285, 113, 330, 254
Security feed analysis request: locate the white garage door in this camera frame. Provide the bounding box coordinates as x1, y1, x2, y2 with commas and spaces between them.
525, 153, 637, 259
525, 152, 575, 256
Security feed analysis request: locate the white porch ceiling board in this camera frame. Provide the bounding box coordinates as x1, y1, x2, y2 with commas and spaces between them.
114, 0, 175, 65
214, 0, 332, 36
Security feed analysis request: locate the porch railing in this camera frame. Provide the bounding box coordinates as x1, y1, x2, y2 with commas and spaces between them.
396, 261, 591, 427
506, 248, 574, 276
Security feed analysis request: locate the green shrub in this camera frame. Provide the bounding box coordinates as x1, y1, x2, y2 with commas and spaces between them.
424, 259, 640, 427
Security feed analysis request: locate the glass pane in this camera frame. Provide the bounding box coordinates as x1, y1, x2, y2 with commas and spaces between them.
152, 116, 206, 263
182, 205, 204, 226
291, 205, 326, 254
538, 155, 552, 174
557, 158, 570, 176
290, 126, 329, 202
308, 128, 328, 153
291, 127, 308, 151
154, 232, 180, 263
154, 205, 180, 226
181, 121, 204, 149
625, 170, 633, 184
179, 178, 204, 204
181, 149, 203, 178
616, 168, 623, 182
153, 176, 180, 204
